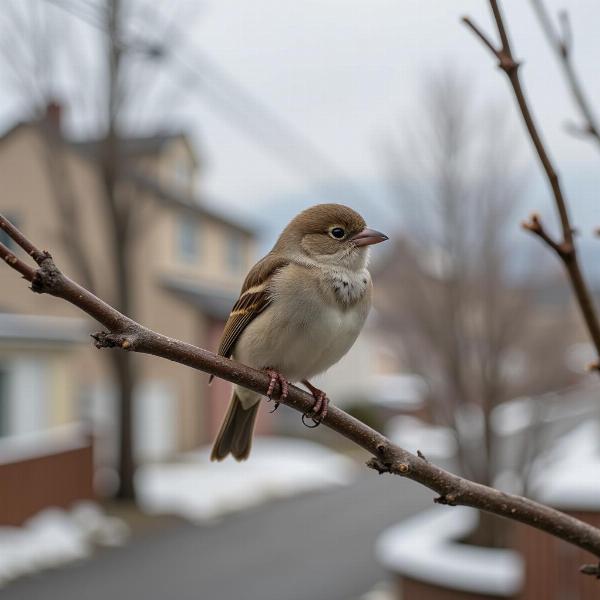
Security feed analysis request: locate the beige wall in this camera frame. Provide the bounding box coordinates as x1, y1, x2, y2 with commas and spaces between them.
159, 137, 197, 199
0, 124, 254, 454
158, 212, 253, 290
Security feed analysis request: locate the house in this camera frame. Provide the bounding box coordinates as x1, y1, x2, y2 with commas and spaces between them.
0, 103, 259, 474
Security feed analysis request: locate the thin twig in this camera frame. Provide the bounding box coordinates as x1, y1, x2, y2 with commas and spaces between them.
463, 1, 600, 371
0, 240, 36, 280
529, 0, 600, 150
2, 212, 600, 571
521, 213, 563, 256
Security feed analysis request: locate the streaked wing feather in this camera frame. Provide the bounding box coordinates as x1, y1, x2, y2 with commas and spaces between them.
216, 290, 271, 358
209, 254, 289, 383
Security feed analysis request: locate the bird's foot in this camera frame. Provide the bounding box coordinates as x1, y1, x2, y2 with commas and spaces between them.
265, 369, 289, 413
301, 380, 330, 428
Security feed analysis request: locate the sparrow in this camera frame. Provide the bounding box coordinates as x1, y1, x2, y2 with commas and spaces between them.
210, 203, 388, 461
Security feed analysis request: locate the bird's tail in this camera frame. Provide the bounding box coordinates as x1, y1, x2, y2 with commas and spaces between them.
210, 392, 259, 461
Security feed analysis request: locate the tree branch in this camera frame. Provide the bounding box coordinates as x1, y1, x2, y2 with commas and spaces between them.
462, 1, 600, 371
529, 0, 600, 150
2, 212, 600, 572
521, 212, 564, 256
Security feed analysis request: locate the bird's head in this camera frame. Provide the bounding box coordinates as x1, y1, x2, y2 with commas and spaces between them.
275, 203, 388, 270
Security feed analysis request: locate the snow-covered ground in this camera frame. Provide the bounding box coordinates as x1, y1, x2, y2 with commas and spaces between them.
0, 423, 90, 465
136, 436, 357, 523
530, 420, 600, 510
386, 416, 457, 460
0, 502, 128, 587
376, 506, 523, 597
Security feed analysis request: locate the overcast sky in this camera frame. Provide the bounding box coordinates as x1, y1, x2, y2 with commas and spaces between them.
175, 1, 600, 208
1, 1, 599, 236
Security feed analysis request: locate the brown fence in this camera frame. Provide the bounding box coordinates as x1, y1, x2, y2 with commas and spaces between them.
0, 439, 94, 526
516, 511, 600, 600
399, 577, 515, 600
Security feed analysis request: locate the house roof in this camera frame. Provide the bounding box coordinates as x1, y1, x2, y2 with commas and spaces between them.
0, 119, 255, 237
129, 170, 255, 236
71, 130, 199, 166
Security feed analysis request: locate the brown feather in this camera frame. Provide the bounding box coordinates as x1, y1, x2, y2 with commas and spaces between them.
273, 203, 366, 253
210, 392, 259, 461
208, 253, 289, 383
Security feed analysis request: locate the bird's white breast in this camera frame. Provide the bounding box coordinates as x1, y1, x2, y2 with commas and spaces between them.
233, 264, 371, 383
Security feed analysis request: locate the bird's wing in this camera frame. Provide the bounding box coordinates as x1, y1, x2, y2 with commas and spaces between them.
209, 254, 289, 382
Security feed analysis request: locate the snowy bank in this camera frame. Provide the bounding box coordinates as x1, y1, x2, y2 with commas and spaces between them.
376, 506, 523, 597
0, 502, 128, 587
0, 423, 90, 465
386, 416, 457, 460
136, 436, 357, 522
531, 421, 600, 511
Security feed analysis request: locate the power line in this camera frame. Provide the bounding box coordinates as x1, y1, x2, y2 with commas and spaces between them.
168, 46, 357, 186
39, 0, 368, 200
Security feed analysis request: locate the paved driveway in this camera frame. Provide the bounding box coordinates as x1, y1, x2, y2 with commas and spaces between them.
1, 471, 431, 600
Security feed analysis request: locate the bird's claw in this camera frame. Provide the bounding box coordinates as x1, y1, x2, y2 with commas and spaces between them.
265, 369, 288, 413
301, 383, 329, 428
302, 412, 321, 428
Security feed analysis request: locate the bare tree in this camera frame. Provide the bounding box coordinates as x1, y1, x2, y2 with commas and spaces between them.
463, 2, 600, 375
378, 72, 574, 546
0, 0, 192, 500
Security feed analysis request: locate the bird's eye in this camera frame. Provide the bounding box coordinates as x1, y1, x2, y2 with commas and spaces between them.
330, 227, 345, 239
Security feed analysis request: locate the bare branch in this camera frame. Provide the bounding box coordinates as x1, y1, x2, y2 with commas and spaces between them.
530, 0, 600, 150
0, 214, 47, 262
521, 213, 564, 256
461, 17, 501, 60
2, 211, 600, 571
463, 0, 600, 371
0, 241, 36, 280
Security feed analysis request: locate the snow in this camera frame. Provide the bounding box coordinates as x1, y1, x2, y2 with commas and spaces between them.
0, 502, 128, 587
0, 423, 90, 465
386, 416, 457, 460
368, 374, 427, 411
491, 386, 599, 436
491, 397, 536, 436
531, 421, 600, 510
136, 436, 357, 522
376, 506, 523, 597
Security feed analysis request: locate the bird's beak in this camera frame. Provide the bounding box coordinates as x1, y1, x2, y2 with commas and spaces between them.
350, 227, 389, 247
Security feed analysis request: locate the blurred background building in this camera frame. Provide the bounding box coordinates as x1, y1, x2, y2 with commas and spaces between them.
0, 101, 261, 517
0, 102, 257, 451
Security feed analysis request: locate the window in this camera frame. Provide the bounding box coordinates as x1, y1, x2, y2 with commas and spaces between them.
177, 216, 199, 262
227, 234, 245, 273
0, 214, 19, 250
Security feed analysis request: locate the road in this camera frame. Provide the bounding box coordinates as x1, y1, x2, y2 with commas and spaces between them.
1, 471, 430, 600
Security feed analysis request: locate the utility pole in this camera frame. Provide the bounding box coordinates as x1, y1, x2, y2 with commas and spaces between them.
102, 0, 137, 501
